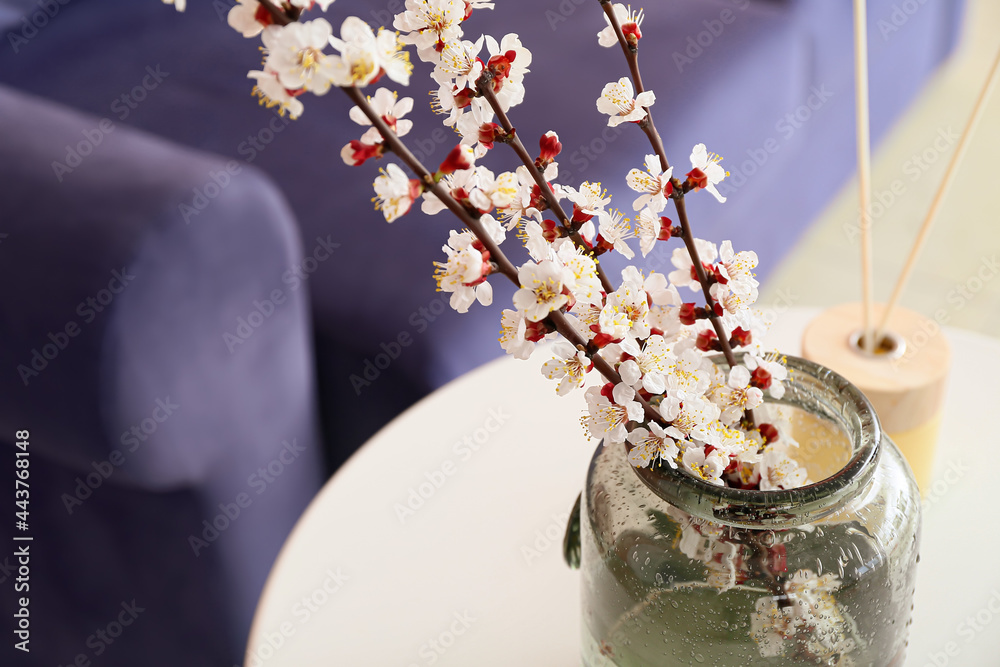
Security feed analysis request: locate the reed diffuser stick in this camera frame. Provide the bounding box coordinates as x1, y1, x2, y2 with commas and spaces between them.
853, 0, 875, 352
874, 46, 1000, 343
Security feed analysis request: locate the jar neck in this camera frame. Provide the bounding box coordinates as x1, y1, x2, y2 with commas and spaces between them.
631, 354, 882, 529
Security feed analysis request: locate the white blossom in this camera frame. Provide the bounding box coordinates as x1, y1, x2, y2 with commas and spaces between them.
648, 305, 682, 342
394, 0, 466, 63
420, 166, 479, 215
759, 439, 809, 491
498, 309, 536, 359
668, 238, 718, 290
248, 70, 305, 119
626, 153, 674, 213
711, 364, 764, 426
483, 34, 532, 111
557, 247, 603, 307
711, 281, 759, 317
601, 276, 650, 340
597, 209, 635, 259
567, 302, 602, 342
519, 220, 551, 262
597, 3, 643, 47
485, 34, 532, 84
619, 334, 672, 394
664, 396, 721, 447
541, 343, 591, 396
561, 181, 611, 217
512, 259, 569, 322
626, 422, 679, 468
682, 446, 729, 486
374, 27, 414, 86
329, 18, 411, 88
348, 87, 414, 144
476, 168, 520, 211
478, 213, 506, 246
598, 301, 631, 341
431, 83, 474, 127
231, 0, 334, 37
751, 570, 856, 661
717, 240, 759, 297
583, 384, 644, 444
373, 163, 419, 222
433, 230, 492, 313
421, 166, 514, 216
431, 36, 484, 88
633, 207, 662, 257
689, 143, 729, 203
499, 166, 544, 230
228, 0, 266, 37
639, 270, 680, 307
745, 353, 788, 399
597, 77, 655, 127
261, 19, 339, 95
454, 109, 496, 158
664, 349, 713, 401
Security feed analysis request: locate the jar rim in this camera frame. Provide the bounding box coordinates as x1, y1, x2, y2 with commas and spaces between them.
630, 354, 882, 528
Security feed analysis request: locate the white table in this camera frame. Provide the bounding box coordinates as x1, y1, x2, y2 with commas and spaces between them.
245, 307, 1000, 667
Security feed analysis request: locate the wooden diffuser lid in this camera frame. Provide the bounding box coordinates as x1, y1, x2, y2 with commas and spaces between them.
801, 302, 950, 434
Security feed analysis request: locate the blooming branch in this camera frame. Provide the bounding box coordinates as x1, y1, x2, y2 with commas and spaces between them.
599, 0, 755, 427
177, 0, 810, 489
342, 83, 664, 425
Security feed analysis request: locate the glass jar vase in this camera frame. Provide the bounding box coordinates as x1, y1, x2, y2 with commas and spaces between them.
577, 355, 921, 666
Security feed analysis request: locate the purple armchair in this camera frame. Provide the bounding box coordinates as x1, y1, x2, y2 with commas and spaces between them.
0, 85, 322, 666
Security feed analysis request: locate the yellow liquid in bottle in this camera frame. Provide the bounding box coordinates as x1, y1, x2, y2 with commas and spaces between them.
760, 405, 853, 484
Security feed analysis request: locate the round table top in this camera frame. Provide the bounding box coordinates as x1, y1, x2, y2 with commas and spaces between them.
246, 307, 1000, 667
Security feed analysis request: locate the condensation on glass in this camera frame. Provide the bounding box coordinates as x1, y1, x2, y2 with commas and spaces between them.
579, 356, 921, 666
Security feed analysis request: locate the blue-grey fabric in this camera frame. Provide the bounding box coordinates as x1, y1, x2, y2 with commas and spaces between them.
0, 0, 33, 29
0, 84, 323, 665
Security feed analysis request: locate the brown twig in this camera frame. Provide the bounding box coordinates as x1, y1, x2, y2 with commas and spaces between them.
257, 0, 292, 25
476, 78, 616, 294
673, 197, 740, 369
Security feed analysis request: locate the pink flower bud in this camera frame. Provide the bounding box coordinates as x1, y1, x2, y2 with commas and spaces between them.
686, 167, 708, 191
759, 423, 779, 444
538, 131, 562, 162
679, 303, 698, 326
730, 327, 752, 347
750, 367, 773, 390
571, 203, 593, 224
487, 51, 516, 89
340, 140, 383, 167
477, 122, 503, 149
253, 4, 275, 27
622, 21, 642, 45
695, 329, 719, 352
524, 319, 550, 342
656, 216, 673, 241
453, 88, 477, 109
438, 144, 476, 175
541, 219, 560, 242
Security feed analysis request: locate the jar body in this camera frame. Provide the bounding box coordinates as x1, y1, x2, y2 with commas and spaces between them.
579, 360, 921, 666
